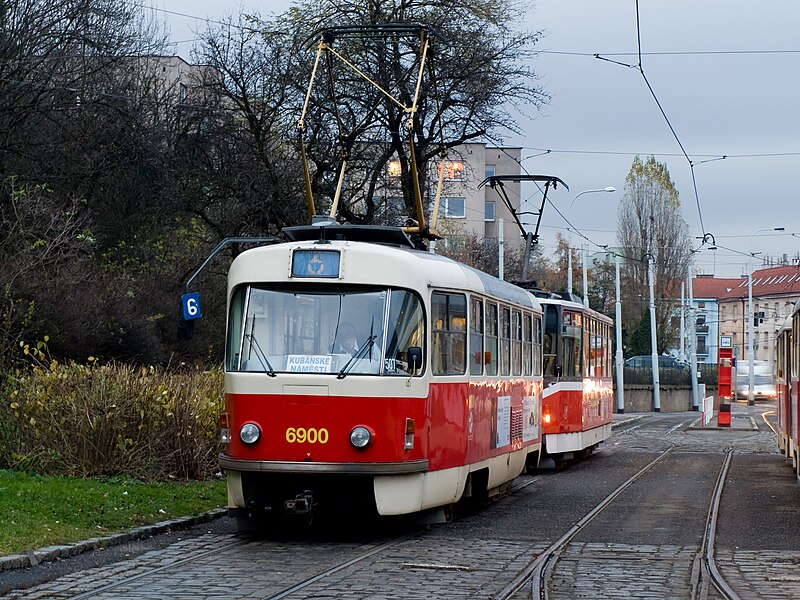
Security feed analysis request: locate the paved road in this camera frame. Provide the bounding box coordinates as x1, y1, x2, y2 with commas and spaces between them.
2, 400, 797, 599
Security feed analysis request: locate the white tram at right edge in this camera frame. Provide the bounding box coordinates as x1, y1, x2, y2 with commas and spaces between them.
532, 292, 614, 467
775, 303, 800, 479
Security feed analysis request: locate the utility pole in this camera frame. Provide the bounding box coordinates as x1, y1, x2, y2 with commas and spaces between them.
498, 218, 504, 281
679, 282, 686, 362
582, 244, 589, 308
567, 248, 573, 294
615, 254, 625, 413
648, 255, 661, 412
688, 269, 699, 410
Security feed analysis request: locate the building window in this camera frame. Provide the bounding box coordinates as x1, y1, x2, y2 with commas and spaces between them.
485, 164, 496, 179
696, 335, 707, 355
442, 197, 466, 219
485, 200, 495, 222
387, 160, 402, 177
445, 161, 465, 180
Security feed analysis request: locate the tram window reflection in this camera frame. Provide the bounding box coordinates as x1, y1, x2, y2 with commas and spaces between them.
485, 302, 499, 376
384, 289, 425, 375
432, 291, 467, 375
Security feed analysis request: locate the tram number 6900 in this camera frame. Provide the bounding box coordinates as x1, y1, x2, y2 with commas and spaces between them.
285, 427, 329, 444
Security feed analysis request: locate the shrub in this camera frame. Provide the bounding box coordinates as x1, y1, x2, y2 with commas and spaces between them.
2, 341, 224, 480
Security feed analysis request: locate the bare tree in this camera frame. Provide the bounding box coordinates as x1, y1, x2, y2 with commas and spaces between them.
227, 0, 549, 226
617, 156, 692, 353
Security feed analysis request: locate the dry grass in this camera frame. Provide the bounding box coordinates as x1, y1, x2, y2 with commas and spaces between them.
1, 342, 224, 480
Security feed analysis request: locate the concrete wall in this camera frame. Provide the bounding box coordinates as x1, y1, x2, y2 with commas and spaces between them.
619, 385, 718, 413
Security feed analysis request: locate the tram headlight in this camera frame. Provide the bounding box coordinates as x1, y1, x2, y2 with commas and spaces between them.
239, 422, 261, 445
350, 425, 372, 449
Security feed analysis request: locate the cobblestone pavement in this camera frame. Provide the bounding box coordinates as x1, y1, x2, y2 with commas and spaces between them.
550, 543, 700, 600
716, 549, 800, 599
4, 407, 796, 600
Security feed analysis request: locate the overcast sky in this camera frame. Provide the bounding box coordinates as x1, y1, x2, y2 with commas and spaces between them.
155, 0, 800, 278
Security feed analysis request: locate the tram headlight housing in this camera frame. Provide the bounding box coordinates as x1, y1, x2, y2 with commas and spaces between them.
239, 422, 261, 445
350, 425, 373, 449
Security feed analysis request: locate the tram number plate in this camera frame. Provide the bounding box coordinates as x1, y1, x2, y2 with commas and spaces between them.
285, 427, 329, 444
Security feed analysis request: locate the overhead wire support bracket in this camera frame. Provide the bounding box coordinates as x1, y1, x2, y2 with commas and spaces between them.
479, 175, 568, 283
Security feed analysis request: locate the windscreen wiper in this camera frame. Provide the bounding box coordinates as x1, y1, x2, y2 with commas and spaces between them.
244, 332, 276, 377
337, 335, 377, 379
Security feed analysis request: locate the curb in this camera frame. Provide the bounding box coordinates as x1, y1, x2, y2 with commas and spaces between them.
0, 507, 227, 572
686, 416, 759, 431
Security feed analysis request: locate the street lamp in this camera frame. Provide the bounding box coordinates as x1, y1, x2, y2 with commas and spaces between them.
567, 187, 616, 300
570, 186, 616, 207
747, 226, 785, 405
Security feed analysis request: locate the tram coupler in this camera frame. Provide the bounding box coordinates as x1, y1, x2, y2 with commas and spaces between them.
284, 491, 315, 515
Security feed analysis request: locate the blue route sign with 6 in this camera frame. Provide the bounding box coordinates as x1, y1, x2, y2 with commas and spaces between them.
182, 292, 202, 321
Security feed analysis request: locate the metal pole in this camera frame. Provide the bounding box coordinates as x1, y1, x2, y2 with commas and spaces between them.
748, 264, 754, 405
582, 244, 589, 308
521, 231, 533, 282
498, 217, 505, 281
679, 281, 686, 362
688, 268, 700, 411
567, 247, 573, 293
615, 254, 625, 413
648, 255, 661, 412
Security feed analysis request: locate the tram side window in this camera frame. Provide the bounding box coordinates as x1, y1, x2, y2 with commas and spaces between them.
561, 312, 581, 379
500, 306, 511, 376
226, 286, 247, 371
533, 315, 543, 376
789, 312, 800, 381
432, 292, 467, 375
583, 316, 592, 377
485, 302, 499, 376
543, 306, 558, 377
470, 298, 484, 375
511, 310, 522, 375
384, 290, 425, 375
522, 314, 532, 376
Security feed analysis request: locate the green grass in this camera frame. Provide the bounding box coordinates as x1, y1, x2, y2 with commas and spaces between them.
0, 469, 226, 556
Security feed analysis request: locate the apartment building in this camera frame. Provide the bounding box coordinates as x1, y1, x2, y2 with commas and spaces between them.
424, 143, 525, 251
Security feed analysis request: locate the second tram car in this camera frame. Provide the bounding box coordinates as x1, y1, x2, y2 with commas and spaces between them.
219, 226, 544, 529
536, 293, 614, 465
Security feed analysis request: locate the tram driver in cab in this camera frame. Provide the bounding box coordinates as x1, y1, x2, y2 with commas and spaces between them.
335, 322, 359, 356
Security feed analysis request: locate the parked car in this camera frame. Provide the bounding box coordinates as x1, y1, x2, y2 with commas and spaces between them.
624, 355, 690, 370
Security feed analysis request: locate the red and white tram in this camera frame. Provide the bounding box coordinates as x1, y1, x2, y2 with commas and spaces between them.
775, 309, 799, 478
536, 293, 614, 466
219, 225, 544, 529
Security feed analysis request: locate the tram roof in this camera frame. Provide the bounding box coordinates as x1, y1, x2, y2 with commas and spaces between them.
228, 235, 540, 312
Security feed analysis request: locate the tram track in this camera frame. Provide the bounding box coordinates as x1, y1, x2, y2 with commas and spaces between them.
492, 446, 673, 599
698, 448, 739, 600
265, 533, 416, 599
492, 445, 743, 600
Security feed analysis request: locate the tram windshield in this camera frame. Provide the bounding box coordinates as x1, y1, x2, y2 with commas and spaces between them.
226, 285, 425, 376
